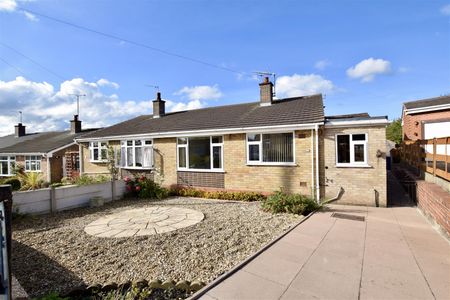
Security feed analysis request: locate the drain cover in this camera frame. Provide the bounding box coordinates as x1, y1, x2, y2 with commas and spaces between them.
331, 212, 365, 222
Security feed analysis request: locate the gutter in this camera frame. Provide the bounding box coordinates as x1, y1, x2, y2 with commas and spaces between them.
75, 122, 325, 142
324, 119, 390, 128
404, 103, 450, 115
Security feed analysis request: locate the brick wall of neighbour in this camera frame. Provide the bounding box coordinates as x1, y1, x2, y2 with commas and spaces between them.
224, 130, 316, 196
323, 126, 387, 207
153, 138, 177, 186
402, 110, 450, 141
177, 171, 225, 188
80, 142, 117, 175
416, 180, 450, 236
15, 155, 49, 182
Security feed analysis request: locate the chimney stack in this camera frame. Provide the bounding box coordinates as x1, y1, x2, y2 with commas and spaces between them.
152, 92, 165, 118
14, 123, 26, 137
70, 115, 82, 134
259, 76, 273, 106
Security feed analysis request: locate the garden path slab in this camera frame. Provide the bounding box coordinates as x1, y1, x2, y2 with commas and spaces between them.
84, 206, 204, 237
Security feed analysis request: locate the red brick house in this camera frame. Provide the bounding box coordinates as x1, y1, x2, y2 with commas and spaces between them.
402, 95, 450, 141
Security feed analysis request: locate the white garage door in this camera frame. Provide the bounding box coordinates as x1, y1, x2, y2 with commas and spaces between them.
424, 122, 450, 139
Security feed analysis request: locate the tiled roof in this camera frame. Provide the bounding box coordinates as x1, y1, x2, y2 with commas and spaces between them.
404, 95, 450, 110
80, 94, 325, 139
0, 129, 97, 154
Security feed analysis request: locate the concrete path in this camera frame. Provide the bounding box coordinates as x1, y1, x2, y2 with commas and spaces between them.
199, 205, 450, 300
84, 206, 204, 237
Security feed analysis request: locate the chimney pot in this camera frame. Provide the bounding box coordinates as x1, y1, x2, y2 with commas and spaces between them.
259, 77, 273, 106
14, 123, 26, 137
70, 115, 82, 134
153, 92, 165, 118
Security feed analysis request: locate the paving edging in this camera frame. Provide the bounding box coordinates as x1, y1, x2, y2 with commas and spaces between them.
189, 209, 317, 300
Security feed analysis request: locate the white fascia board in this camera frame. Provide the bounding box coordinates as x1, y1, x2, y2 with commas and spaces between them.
325, 119, 390, 128
404, 104, 450, 115
47, 142, 77, 157
0, 152, 46, 156
75, 122, 325, 142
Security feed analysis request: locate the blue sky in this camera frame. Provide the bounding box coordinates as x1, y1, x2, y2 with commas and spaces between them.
0, 0, 449, 135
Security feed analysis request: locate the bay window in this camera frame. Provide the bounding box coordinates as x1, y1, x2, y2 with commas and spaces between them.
0, 156, 15, 176
247, 132, 294, 164
120, 139, 153, 168
25, 155, 41, 172
177, 136, 223, 171
336, 133, 368, 166
90, 142, 108, 162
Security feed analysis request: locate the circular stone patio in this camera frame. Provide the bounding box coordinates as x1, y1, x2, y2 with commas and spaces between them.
84, 206, 204, 238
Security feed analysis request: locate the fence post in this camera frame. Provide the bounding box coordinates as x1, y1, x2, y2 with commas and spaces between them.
433, 138, 436, 177
0, 185, 12, 299
50, 186, 56, 213
111, 179, 115, 201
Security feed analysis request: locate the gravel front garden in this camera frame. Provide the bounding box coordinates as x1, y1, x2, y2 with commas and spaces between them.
12, 197, 302, 297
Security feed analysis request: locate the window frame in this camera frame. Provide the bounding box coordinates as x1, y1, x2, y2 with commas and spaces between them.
0, 155, 15, 176
89, 141, 108, 163
335, 133, 369, 167
25, 155, 42, 172
246, 131, 296, 166
176, 136, 224, 172
120, 139, 154, 169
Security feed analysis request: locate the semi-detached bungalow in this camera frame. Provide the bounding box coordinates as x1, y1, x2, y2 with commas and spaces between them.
0, 116, 96, 182
76, 78, 390, 206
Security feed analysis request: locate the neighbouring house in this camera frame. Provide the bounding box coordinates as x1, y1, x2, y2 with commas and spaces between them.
76, 77, 389, 206
0, 115, 97, 183
402, 95, 450, 141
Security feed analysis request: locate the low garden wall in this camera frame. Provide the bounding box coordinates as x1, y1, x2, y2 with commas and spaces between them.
12, 180, 126, 215
416, 180, 450, 236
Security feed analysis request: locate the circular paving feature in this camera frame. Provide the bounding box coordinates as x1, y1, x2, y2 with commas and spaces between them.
84, 206, 204, 238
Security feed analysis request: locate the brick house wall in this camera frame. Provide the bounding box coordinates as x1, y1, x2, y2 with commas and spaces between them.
416, 180, 450, 236
81, 131, 319, 197
323, 126, 387, 207
402, 109, 450, 141
14, 155, 49, 182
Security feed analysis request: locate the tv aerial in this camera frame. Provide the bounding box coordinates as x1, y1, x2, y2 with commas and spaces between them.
253, 71, 276, 97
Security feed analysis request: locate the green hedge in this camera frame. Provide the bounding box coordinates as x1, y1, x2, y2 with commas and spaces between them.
169, 186, 266, 202
261, 191, 320, 215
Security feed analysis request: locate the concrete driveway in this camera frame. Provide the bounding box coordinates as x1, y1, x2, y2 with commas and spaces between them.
197, 204, 450, 300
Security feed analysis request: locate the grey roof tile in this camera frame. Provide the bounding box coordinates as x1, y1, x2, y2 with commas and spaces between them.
80, 94, 325, 139
404, 95, 450, 110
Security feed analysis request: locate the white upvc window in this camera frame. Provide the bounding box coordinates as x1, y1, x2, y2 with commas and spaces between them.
89, 142, 108, 162
246, 132, 295, 165
336, 133, 368, 166
120, 139, 153, 169
0, 156, 15, 176
25, 155, 42, 172
177, 136, 223, 171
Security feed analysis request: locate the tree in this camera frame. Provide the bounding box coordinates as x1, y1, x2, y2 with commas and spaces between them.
386, 118, 402, 144
106, 145, 120, 180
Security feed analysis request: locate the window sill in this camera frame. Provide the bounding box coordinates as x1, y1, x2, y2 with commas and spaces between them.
335, 164, 372, 168
90, 160, 108, 163
246, 163, 297, 167
25, 170, 42, 173
177, 169, 225, 173
121, 167, 154, 170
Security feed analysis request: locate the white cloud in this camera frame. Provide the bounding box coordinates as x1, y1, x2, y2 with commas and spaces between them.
97, 78, 119, 89
346, 58, 391, 82
175, 84, 222, 101
275, 74, 334, 98
314, 60, 330, 70
0, 0, 39, 21
22, 10, 37, 21
0, 76, 151, 136
441, 4, 450, 15
170, 84, 222, 112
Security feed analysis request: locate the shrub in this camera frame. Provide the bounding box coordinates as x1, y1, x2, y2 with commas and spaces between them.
169, 186, 266, 202
124, 176, 169, 200
16, 171, 47, 191
262, 191, 320, 215
74, 174, 110, 186
3, 178, 21, 191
